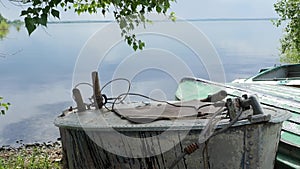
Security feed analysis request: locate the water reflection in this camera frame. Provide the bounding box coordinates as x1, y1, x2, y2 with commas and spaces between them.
0, 101, 71, 146
0, 14, 22, 40
0, 21, 9, 40
0, 19, 282, 145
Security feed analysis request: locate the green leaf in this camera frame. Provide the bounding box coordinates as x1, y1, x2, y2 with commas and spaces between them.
60, 2, 65, 8
44, 6, 51, 13
40, 13, 47, 26
129, 22, 134, 30
32, 0, 41, 6
25, 17, 37, 35
126, 36, 133, 45
138, 41, 145, 50
20, 10, 28, 16
133, 42, 138, 51
119, 18, 127, 29
156, 6, 162, 13
53, 0, 62, 6
51, 9, 60, 19
169, 12, 176, 22
1, 103, 8, 110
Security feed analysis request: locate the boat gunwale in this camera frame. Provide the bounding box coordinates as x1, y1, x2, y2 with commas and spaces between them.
246, 64, 300, 82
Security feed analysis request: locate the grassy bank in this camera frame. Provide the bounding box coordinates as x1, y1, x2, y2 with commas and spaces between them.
0, 141, 62, 169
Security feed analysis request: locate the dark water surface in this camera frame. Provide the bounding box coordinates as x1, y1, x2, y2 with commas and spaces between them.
0, 19, 282, 146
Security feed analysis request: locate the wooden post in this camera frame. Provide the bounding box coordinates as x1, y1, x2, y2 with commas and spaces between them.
92, 71, 103, 109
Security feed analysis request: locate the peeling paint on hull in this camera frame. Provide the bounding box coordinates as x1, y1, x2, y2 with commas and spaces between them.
55, 104, 288, 169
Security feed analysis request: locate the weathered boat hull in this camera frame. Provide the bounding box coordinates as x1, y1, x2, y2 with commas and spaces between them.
55, 103, 289, 169
58, 123, 282, 169
176, 77, 300, 169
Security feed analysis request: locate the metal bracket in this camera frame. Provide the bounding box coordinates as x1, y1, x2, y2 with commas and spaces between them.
226, 95, 270, 123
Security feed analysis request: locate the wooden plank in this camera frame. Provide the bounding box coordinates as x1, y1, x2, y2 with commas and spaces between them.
288, 112, 300, 125
280, 131, 300, 147
237, 84, 300, 102
282, 122, 300, 137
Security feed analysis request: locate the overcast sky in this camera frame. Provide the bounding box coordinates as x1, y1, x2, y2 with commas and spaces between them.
1, 0, 279, 21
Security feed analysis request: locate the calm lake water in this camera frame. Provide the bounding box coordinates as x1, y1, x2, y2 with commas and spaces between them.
0, 19, 282, 146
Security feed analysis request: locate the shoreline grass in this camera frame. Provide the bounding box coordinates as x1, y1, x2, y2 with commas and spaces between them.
0, 141, 62, 169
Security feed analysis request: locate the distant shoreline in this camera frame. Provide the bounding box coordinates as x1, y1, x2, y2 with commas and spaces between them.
47, 17, 279, 24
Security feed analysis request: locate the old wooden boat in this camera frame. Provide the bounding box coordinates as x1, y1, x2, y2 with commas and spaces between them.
176, 77, 300, 168
232, 64, 300, 87
54, 72, 291, 169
